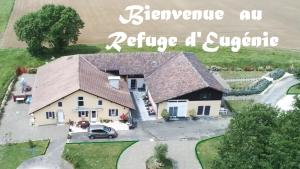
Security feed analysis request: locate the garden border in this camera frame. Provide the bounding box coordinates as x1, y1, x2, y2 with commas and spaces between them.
286, 83, 300, 95
41, 139, 51, 155
195, 135, 223, 169
0, 75, 17, 124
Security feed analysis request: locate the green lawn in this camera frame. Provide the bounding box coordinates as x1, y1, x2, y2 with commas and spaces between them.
0, 0, 15, 33
0, 140, 50, 169
196, 136, 223, 169
63, 141, 137, 169
0, 48, 44, 103
227, 81, 253, 90
225, 100, 254, 113
287, 83, 300, 94
219, 71, 267, 80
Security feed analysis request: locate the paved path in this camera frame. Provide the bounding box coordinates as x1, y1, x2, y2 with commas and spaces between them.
225, 75, 299, 106
118, 140, 201, 169
17, 138, 73, 169
256, 76, 298, 106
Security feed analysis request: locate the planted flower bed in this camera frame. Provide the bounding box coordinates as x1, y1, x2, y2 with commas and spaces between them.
228, 79, 272, 96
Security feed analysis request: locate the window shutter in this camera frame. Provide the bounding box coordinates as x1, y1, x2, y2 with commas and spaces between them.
78, 111, 81, 117
116, 109, 118, 116
52, 112, 55, 119
109, 110, 111, 116
46, 112, 49, 119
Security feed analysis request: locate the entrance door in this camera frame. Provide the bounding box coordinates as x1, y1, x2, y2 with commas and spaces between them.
91, 111, 97, 122
169, 107, 178, 117
130, 79, 137, 90
57, 112, 64, 123
167, 100, 188, 117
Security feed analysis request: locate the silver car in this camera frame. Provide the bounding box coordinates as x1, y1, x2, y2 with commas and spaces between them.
88, 125, 118, 139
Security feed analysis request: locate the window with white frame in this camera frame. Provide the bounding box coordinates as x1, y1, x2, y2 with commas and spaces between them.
108, 109, 118, 116
78, 97, 84, 106
46, 112, 55, 119
98, 100, 102, 106
78, 111, 89, 117
197, 106, 211, 116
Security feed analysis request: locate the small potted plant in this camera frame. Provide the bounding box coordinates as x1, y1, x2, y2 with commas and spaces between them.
188, 109, 197, 120
161, 109, 170, 121
119, 113, 129, 123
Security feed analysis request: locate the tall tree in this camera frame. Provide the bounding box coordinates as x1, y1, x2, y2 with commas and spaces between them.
270, 108, 300, 169
14, 4, 84, 54
213, 104, 278, 169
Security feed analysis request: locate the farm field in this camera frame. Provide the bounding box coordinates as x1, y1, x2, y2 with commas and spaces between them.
1, 0, 300, 50
219, 71, 267, 80
0, 0, 15, 33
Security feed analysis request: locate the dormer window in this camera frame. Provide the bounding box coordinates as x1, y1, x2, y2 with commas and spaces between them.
78, 97, 84, 106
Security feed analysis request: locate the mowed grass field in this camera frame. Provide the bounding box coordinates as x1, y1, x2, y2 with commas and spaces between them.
0, 48, 43, 103
196, 136, 223, 169
63, 141, 136, 169
0, 0, 15, 33
0, 140, 49, 169
2, 0, 300, 49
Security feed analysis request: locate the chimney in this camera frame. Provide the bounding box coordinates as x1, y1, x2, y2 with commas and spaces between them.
108, 76, 120, 89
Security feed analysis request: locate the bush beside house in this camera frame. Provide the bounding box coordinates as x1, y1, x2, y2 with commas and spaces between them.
161, 109, 170, 121
146, 144, 173, 169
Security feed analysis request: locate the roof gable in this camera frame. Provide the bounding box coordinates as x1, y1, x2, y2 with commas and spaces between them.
29, 55, 134, 114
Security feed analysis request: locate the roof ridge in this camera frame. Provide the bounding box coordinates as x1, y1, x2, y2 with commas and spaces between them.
145, 53, 182, 79
182, 53, 209, 88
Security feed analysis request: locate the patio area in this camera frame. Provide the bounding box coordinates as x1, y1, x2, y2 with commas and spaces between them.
132, 91, 157, 121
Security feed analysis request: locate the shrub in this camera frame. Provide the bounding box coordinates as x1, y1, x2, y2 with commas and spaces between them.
161, 109, 170, 121
269, 68, 285, 80
228, 79, 271, 96
77, 120, 90, 129
265, 65, 273, 71
119, 113, 129, 123
154, 144, 168, 163
257, 66, 265, 71
188, 109, 197, 120
235, 67, 243, 71
28, 139, 36, 149
210, 65, 222, 71
243, 66, 255, 71
16, 67, 27, 76
28, 68, 37, 74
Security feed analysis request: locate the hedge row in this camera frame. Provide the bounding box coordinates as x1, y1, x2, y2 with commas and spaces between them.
269, 68, 285, 80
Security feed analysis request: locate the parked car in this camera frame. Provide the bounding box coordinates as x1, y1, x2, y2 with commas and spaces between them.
88, 125, 118, 139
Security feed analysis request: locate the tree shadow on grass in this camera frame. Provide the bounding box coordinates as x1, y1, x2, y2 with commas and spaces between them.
33, 44, 102, 59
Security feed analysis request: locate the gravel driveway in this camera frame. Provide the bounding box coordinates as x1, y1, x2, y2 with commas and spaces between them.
70, 118, 230, 142
0, 96, 68, 144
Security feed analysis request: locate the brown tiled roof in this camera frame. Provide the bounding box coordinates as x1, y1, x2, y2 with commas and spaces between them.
145, 52, 223, 103
30, 52, 223, 113
84, 52, 223, 103
29, 55, 134, 114
82, 52, 175, 76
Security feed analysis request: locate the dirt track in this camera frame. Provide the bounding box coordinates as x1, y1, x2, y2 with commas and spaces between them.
2, 0, 300, 49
